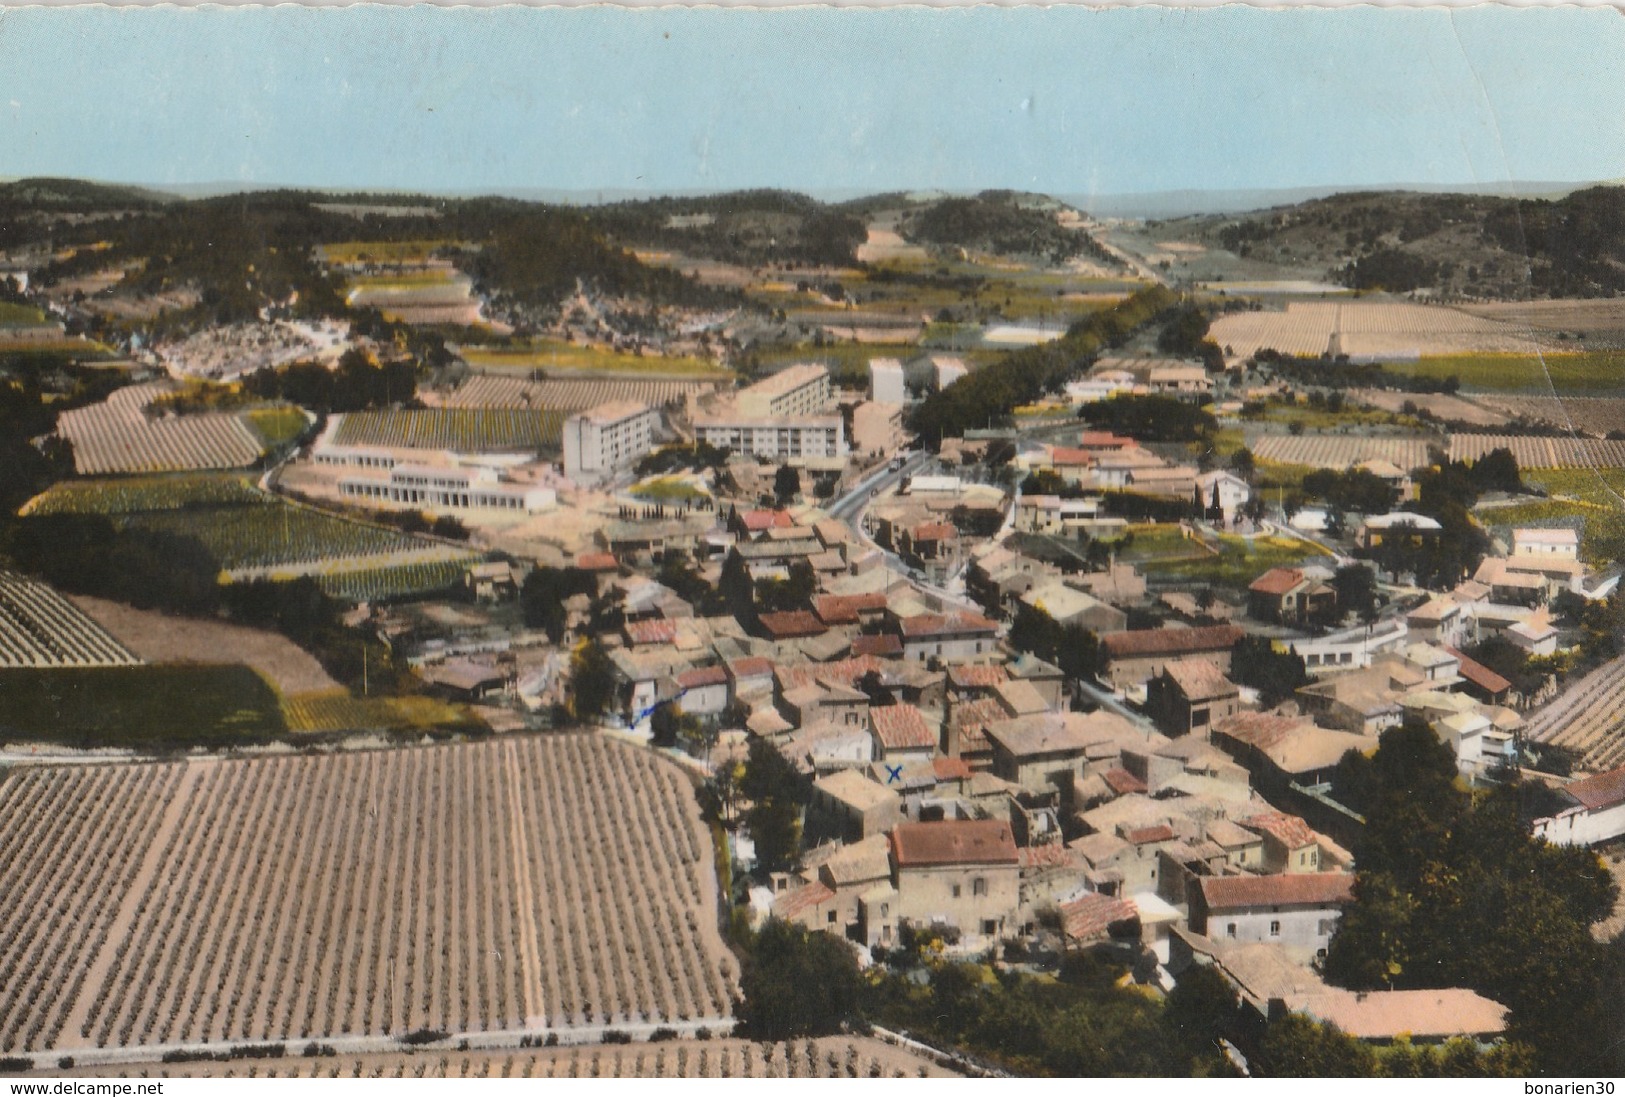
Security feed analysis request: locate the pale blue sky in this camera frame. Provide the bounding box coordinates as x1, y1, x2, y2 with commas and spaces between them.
0, 5, 1620, 197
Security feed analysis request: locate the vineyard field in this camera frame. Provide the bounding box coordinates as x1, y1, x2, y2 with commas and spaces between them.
0, 571, 139, 669
279, 691, 477, 734
0, 735, 735, 1054
331, 409, 564, 452
314, 559, 474, 603
1448, 434, 1625, 470
441, 374, 720, 414
1524, 652, 1625, 773
56, 384, 269, 475
457, 340, 729, 379
41, 1037, 959, 1078
21, 474, 271, 517
1247, 434, 1435, 471
130, 505, 434, 573
0, 665, 286, 750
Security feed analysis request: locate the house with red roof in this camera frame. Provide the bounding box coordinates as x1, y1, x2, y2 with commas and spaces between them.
1533, 763, 1625, 847
1100, 624, 1244, 690
1247, 567, 1335, 626
896, 609, 1000, 663
1189, 873, 1355, 958
889, 819, 1021, 939
868, 703, 939, 762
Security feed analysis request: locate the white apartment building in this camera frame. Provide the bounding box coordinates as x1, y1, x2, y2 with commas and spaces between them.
869, 357, 907, 405
735, 363, 832, 419
562, 400, 659, 480
694, 415, 847, 460
339, 464, 556, 514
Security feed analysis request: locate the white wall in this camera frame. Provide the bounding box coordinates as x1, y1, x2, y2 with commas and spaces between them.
1534, 801, 1625, 847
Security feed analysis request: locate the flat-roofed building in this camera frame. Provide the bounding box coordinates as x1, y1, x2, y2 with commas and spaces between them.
736, 363, 832, 419
338, 463, 556, 513
562, 400, 659, 480
694, 412, 846, 460
869, 357, 906, 405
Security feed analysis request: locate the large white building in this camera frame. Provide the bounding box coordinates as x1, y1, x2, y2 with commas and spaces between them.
562, 400, 659, 481
869, 357, 906, 405
339, 464, 556, 514
735, 363, 832, 419
694, 363, 847, 460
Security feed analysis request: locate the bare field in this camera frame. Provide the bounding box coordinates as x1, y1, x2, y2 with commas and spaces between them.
1477, 395, 1625, 437
0, 735, 734, 1055
66, 595, 337, 693
1459, 298, 1625, 345
1347, 389, 1510, 427
1210, 300, 1550, 361
41, 1037, 960, 1079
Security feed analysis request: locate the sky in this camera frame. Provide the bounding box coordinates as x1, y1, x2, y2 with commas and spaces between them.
0, 5, 1621, 199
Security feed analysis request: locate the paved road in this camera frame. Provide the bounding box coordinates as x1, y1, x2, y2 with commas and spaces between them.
25, 1016, 737, 1071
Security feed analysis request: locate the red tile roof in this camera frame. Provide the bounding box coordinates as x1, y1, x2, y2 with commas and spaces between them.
1078, 431, 1136, 449
899, 610, 1000, 639
949, 664, 1010, 690
933, 756, 975, 783
814, 592, 889, 625
1101, 624, 1244, 660
1249, 567, 1306, 596
1103, 768, 1148, 796
758, 610, 828, 639
890, 820, 1018, 868
1020, 843, 1077, 871
727, 656, 776, 680
677, 665, 729, 690
1059, 892, 1140, 943
851, 633, 904, 658
1123, 824, 1177, 846
575, 552, 619, 572
1241, 811, 1318, 850
1199, 872, 1355, 912
1562, 764, 1625, 812
870, 703, 937, 751
771, 880, 836, 920
911, 522, 958, 543
1443, 647, 1513, 695
741, 508, 794, 532
1049, 446, 1095, 467
625, 619, 677, 646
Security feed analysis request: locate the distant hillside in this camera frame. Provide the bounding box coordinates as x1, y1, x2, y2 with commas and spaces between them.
1180, 186, 1625, 299
0, 177, 169, 209
586, 189, 868, 268
899, 190, 1110, 265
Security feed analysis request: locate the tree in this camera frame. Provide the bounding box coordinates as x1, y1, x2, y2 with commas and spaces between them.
1229, 636, 1307, 707
742, 737, 807, 872
1257, 1014, 1377, 1077
718, 548, 754, 622
735, 918, 864, 1041
1231, 447, 1256, 484
1332, 563, 1379, 625
773, 463, 800, 505
1163, 964, 1241, 1069
568, 639, 617, 720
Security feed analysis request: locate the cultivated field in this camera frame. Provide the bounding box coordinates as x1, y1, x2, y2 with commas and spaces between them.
66, 595, 336, 694
313, 559, 474, 603
457, 340, 728, 379
330, 409, 564, 452
0, 735, 734, 1055
0, 572, 138, 669
132, 505, 438, 573
1524, 652, 1625, 773
1448, 434, 1625, 470
439, 374, 718, 414
1210, 300, 1549, 361
1247, 434, 1435, 471
57, 384, 269, 475
21, 473, 271, 516
1346, 389, 1510, 427
1477, 396, 1625, 437
41, 1037, 958, 1079
1459, 298, 1625, 346
1383, 351, 1625, 393
278, 692, 475, 735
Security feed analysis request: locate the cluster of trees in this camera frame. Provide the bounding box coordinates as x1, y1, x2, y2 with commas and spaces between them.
1483, 185, 1625, 297
567, 639, 617, 720
902, 192, 1111, 265
1079, 394, 1216, 443
1336, 249, 1444, 293
1228, 636, 1309, 707
1297, 468, 1398, 517
908, 285, 1177, 445
589, 189, 868, 268
1325, 721, 1623, 1073
518, 565, 601, 643
1252, 350, 1464, 396
740, 737, 807, 873
1007, 603, 1102, 681
243, 351, 417, 413
1156, 304, 1225, 372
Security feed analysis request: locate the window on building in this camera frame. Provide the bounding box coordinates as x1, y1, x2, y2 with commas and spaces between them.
981, 920, 997, 936
1226, 923, 1237, 938
972, 878, 987, 897
1269, 920, 1281, 937
1318, 919, 1337, 936
951, 884, 962, 899
828, 911, 838, 925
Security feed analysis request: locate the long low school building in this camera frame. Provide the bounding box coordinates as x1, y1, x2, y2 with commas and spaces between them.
339, 464, 556, 514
